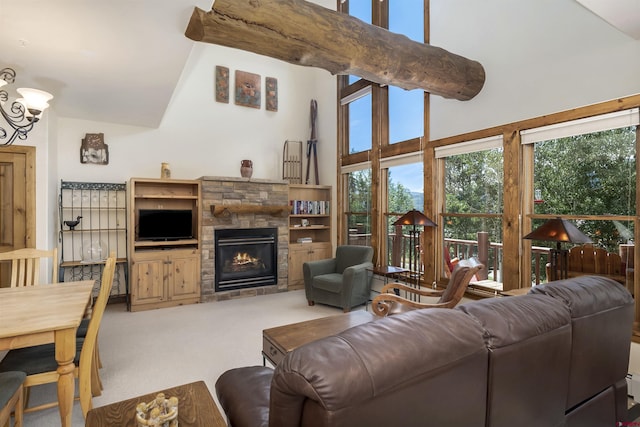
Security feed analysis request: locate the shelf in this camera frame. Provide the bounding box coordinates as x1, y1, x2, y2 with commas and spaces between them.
290, 225, 330, 230
61, 206, 126, 210
210, 204, 290, 217
134, 239, 199, 248
61, 258, 127, 267
61, 228, 126, 233
135, 195, 199, 200
290, 214, 329, 218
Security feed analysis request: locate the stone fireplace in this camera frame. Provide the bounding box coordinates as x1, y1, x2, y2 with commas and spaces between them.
200, 176, 289, 301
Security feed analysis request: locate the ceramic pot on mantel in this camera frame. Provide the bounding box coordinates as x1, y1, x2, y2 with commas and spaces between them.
240, 160, 253, 178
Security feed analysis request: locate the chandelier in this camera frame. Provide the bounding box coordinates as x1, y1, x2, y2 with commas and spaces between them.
0, 67, 53, 146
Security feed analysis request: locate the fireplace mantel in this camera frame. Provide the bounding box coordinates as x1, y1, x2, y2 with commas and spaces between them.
210, 204, 290, 217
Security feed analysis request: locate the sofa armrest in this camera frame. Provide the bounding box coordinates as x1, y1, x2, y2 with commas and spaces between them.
215, 366, 274, 427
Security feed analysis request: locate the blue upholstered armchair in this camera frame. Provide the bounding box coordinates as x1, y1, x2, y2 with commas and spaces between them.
303, 245, 374, 312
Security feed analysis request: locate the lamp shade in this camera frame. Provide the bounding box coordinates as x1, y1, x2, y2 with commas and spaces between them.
523, 218, 592, 244
393, 209, 437, 227
16, 88, 53, 113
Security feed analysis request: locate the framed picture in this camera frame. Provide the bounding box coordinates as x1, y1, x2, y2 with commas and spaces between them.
235, 70, 261, 109
215, 66, 229, 103
80, 133, 109, 165
266, 77, 278, 112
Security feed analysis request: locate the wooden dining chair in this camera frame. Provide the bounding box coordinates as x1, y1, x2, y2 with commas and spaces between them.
0, 255, 116, 418
0, 371, 26, 427
0, 247, 59, 287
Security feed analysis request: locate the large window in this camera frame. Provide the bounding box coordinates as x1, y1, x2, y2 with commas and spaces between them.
346, 168, 372, 246
523, 109, 639, 285
385, 159, 424, 267
346, 91, 372, 154
437, 139, 504, 288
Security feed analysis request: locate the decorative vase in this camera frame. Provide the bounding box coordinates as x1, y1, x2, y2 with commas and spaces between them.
240, 160, 253, 178
161, 162, 171, 179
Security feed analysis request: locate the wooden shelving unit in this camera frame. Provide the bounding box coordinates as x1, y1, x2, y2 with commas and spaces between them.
128, 178, 202, 311
288, 184, 332, 289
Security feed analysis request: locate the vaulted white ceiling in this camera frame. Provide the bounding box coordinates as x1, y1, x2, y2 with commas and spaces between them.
0, 0, 211, 128
575, 0, 640, 39
1, 0, 638, 129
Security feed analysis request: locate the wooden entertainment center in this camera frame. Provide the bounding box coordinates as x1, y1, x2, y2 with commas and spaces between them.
128, 178, 202, 311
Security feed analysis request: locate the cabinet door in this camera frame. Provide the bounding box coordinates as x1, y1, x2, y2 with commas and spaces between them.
168, 252, 200, 300
131, 256, 165, 305
310, 243, 332, 262
289, 245, 312, 287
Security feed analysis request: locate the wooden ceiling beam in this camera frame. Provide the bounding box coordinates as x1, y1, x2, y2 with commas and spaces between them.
185, 0, 485, 101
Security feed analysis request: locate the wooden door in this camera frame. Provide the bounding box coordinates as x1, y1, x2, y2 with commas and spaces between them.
0, 146, 36, 286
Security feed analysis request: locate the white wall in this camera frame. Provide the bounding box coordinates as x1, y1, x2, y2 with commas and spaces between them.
429, 0, 640, 140
55, 43, 336, 184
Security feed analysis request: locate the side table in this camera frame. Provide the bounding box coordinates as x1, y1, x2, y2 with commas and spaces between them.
85, 381, 226, 427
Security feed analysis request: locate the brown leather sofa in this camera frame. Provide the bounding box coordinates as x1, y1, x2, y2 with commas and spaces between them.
215, 276, 633, 427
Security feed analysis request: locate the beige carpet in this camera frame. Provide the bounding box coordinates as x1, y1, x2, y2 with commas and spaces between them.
18, 289, 344, 427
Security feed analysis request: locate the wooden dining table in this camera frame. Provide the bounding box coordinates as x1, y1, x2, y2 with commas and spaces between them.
0, 280, 94, 427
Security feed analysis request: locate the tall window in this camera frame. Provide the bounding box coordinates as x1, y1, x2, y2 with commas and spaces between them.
523, 109, 639, 285
346, 90, 372, 154
345, 168, 372, 246
384, 158, 424, 266
346, 0, 372, 85
389, 87, 423, 144
437, 138, 504, 287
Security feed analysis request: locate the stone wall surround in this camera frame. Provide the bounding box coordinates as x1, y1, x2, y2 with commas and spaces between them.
200, 176, 289, 302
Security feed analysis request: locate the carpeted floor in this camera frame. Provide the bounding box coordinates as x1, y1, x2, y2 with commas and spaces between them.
17, 289, 343, 427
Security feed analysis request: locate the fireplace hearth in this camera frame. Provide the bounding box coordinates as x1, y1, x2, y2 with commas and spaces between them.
215, 228, 278, 291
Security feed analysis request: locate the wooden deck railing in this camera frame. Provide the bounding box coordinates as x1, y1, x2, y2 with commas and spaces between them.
347, 231, 553, 287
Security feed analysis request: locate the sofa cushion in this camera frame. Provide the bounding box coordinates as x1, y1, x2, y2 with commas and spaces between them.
270, 308, 489, 427
530, 275, 634, 410
311, 273, 343, 293
458, 294, 571, 427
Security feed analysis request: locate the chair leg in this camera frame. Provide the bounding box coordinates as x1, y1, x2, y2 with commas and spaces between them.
308, 300, 315, 306
14, 383, 24, 427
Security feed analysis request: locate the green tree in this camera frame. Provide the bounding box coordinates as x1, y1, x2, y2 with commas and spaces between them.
534, 127, 636, 251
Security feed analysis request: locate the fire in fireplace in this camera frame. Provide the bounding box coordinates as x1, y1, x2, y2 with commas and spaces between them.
215, 228, 278, 291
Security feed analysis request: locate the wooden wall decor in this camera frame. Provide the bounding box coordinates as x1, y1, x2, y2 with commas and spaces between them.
185, 0, 485, 101
266, 77, 278, 112
234, 70, 261, 109
215, 66, 229, 103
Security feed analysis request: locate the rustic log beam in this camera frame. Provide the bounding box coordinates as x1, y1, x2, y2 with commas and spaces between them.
185, 0, 485, 101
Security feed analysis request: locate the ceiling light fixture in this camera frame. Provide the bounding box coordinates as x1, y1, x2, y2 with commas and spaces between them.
0, 67, 53, 146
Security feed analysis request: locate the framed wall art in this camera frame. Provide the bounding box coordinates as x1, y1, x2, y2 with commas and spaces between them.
80, 133, 109, 165
215, 66, 229, 103
235, 70, 261, 109
266, 77, 278, 112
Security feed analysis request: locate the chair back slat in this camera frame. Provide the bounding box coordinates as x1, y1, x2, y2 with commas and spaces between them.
78, 254, 115, 417
0, 248, 58, 287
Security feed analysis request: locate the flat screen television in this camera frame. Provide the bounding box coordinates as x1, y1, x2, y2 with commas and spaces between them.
138, 209, 193, 241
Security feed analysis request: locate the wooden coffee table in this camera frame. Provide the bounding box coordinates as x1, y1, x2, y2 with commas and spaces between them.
85, 381, 226, 427
262, 310, 376, 366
